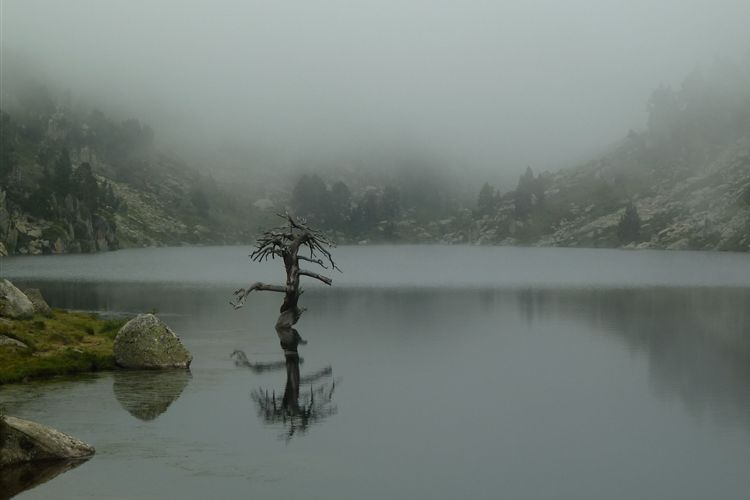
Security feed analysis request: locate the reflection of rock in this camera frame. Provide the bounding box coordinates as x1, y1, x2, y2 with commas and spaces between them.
0, 415, 95, 466
112, 369, 191, 421
114, 314, 192, 369
0, 459, 89, 499
23, 288, 53, 317
0, 279, 35, 319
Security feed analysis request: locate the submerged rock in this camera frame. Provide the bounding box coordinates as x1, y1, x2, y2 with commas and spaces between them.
24, 288, 53, 317
0, 415, 95, 466
113, 313, 192, 369
0, 279, 35, 319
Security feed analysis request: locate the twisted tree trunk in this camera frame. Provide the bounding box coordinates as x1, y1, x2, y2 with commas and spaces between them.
232, 213, 338, 327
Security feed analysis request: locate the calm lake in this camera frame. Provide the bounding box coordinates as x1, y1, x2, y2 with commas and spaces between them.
2, 245, 750, 499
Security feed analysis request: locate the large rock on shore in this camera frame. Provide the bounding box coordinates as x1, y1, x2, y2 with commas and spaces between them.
0, 415, 95, 466
24, 288, 53, 317
0, 279, 35, 319
113, 314, 192, 369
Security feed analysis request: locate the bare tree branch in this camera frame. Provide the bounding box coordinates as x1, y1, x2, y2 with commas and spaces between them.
298, 270, 333, 285
231, 282, 287, 309
298, 255, 328, 269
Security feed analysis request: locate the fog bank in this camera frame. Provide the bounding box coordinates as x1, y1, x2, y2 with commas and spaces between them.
3, 0, 750, 184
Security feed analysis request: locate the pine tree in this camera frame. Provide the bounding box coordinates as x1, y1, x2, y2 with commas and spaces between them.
52, 148, 73, 196
292, 174, 330, 225
514, 166, 535, 218
380, 184, 401, 219
72, 162, 100, 211
0, 112, 15, 181
617, 202, 641, 244
360, 189, 379, 229
329, 181, 352, 230
27, 166, 55, 218
477, 182, 496, 215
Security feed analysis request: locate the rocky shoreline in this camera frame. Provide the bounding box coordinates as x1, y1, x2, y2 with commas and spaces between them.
0, 280, 194, 496
0, 280, 192, 384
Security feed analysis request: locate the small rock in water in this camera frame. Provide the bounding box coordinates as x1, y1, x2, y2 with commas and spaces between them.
0, 415, 95, 466
0, 279, 35, 319
113, 313, 192, 369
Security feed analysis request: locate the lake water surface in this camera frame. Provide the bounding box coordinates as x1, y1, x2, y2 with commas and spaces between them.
1, 246, 750, 499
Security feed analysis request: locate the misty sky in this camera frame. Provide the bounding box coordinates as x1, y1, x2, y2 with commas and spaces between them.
2, 0, 750, 184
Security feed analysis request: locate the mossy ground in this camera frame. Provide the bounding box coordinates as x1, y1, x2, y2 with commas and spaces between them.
0, 310, 128, 384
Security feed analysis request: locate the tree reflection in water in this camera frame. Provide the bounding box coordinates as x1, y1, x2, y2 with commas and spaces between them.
234, 326, 337, 441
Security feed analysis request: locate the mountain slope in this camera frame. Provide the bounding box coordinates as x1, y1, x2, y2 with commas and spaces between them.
0, 85, 259, 256
472, 60, 750, 252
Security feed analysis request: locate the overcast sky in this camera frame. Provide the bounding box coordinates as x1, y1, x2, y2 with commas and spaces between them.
2, 0, 750, 183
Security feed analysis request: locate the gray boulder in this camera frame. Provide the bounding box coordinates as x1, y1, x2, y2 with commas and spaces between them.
114, 314, 192, 369
24, 288, 53, 317
0, 279, 35, 319
0, 415, 95, 466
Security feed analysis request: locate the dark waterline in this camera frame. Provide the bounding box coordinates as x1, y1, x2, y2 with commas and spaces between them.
1, 246, 750, 499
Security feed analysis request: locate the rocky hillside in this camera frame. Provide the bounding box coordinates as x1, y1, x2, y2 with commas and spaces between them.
470, 139, 750, 251
467, 61, 750, 252
267, 60, 750, 252
0, 83, 259, 256
2, 58, 748, 254
279, 134, 750, 251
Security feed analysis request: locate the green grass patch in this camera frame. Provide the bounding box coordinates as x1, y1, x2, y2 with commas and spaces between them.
99, 318, 127, 334
0, 310, 128, 385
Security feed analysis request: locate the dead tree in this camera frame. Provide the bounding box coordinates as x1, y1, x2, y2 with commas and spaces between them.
231, 213, 339, 328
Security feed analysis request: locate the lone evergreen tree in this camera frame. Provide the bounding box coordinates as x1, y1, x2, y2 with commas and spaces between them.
52, 148, 73, 196
380, 184, 401, 220
477, 182, 496, 215
329, 181, 352, 230
514, 166, 535, 218
617, 202, 641, 244
292, 174, 330, 226
72, 162, 100, 211
0, 112, 15, 181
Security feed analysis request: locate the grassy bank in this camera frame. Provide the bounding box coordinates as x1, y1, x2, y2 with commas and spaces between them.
0, 311, 127, 384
